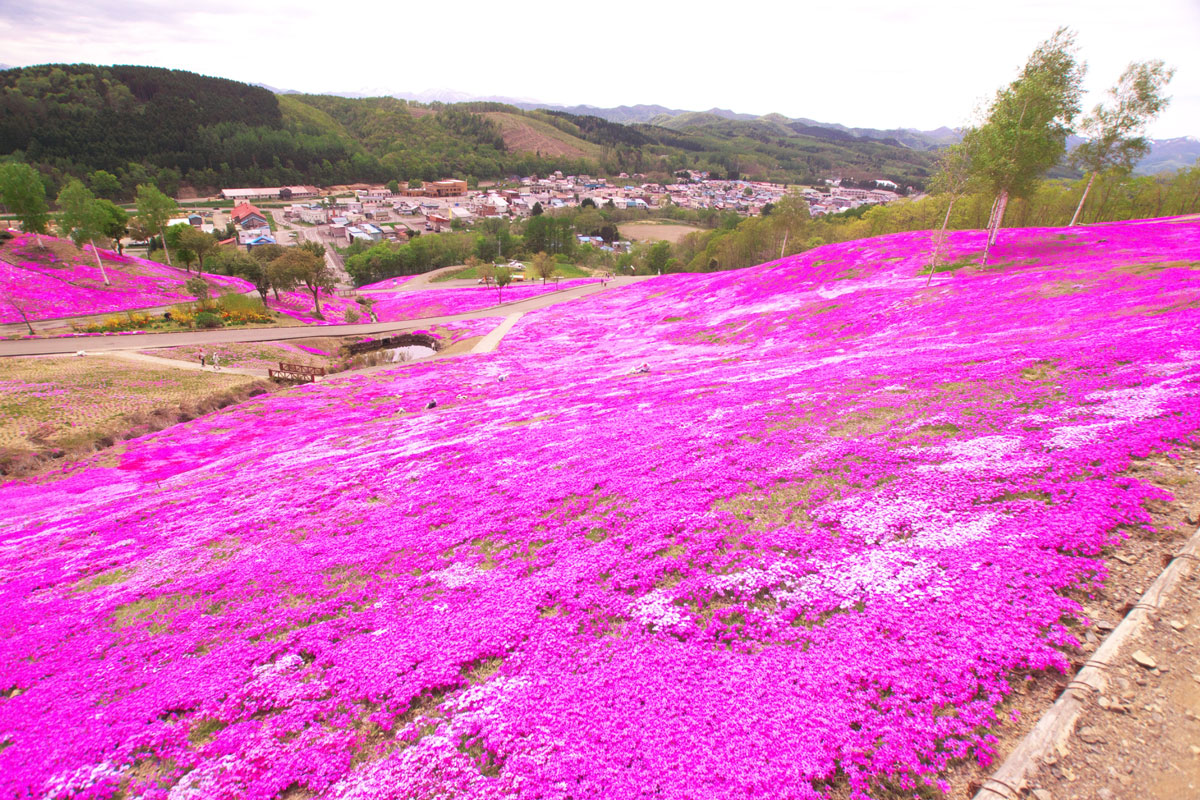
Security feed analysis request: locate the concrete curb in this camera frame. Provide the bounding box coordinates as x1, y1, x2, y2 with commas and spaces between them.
972, 524, 1200, 799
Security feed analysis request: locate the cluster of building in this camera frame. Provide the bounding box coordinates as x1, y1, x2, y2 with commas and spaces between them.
221, 170, 905, 247
802, 179, 902, 216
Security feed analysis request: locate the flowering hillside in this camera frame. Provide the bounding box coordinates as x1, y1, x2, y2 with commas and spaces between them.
0, 235, 252, 323
366, 279, 598, 322
2, 219, 1199, 799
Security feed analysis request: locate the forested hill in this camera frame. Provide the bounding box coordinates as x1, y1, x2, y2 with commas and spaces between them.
0, 63, 939, 198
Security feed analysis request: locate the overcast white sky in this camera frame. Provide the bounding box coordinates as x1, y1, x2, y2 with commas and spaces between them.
2, 0, 1197, 138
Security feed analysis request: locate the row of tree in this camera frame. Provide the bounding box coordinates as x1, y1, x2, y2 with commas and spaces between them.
933, 28, 1174, 265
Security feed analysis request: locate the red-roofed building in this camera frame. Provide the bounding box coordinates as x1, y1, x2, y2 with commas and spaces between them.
231, 203, 268, 230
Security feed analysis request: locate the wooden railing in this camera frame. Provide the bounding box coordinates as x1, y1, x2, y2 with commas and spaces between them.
269, 362, 327, 383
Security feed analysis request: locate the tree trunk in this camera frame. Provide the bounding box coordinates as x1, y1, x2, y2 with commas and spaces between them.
981, 190, 1009, 266
159, 225, 173, 267
311, 287, 321, 317
90, 239, 110, 286
926, 196, 957, 287
1069, 173, 1096, 227
779, 230, 789, 260
5, 298, 35, 335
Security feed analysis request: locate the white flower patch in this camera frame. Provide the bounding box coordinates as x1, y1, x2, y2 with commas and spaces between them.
926, 435, 1046, 474
167, 754, 238, 800
252, 652, 303, 678
1046, 420, 1124, 450
708, 562, 800, 595
1085, 384, 1178, 421
42, 760, 124, 800
425, 562, 482, 589
631, 588, 689, 629
775, 549, 942, 609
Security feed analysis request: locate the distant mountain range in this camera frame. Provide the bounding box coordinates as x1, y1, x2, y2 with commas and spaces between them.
261, 84, 1196, 176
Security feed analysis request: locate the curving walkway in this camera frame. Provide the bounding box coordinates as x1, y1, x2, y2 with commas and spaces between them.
0, 277, 652, 357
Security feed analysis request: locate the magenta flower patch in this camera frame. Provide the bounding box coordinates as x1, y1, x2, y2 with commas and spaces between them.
1, 218, 1198, 799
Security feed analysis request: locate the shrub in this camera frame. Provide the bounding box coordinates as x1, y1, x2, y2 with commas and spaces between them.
217, 292, 267, 315
170, 304, 195, 327
194, 311, 223, 329
344, 306, 361, 324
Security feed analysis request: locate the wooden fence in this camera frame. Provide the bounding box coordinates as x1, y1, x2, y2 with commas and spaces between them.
268, 362, 327, 383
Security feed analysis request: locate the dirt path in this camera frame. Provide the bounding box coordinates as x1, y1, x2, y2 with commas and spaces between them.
0, 277, 653, 357
1026, 564, 1200, 800
106, 351, 270, 378
972, 450, 1200, 800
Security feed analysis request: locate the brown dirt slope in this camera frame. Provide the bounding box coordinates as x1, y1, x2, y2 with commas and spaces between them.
482, 113, 601, 160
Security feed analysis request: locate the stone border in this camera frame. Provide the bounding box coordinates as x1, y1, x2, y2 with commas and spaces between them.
973, 523, 1200, 799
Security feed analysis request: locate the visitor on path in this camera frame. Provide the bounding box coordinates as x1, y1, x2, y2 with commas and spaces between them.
199, 352, 206, 368
630, 362, 650, 374
212, 354, 220, 371
424, 399, 437, 410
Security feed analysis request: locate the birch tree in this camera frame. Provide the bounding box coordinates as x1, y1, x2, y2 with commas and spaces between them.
56, 179, 112, 286
1069, 60, 1174, 226
926, 143, 975, 284
135, 183, 178, 266
963, 28, 1086, 264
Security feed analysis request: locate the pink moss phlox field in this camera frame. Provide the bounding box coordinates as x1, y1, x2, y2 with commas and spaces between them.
3, 219, 1200, 799
0, 235, 251, 323
366, 279, 597, 322
356, 275, 419, 291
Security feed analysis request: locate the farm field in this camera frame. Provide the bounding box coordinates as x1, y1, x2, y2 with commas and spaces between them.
2, 218, 1199, 798
0, 355, 260, 474
618, 221, 706, 243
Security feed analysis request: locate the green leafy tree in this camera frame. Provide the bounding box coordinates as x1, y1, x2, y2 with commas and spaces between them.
135, 184, 178, 266
93, 200, 129, 242
530, 251, 556, 284
185, 277, 212, 308
0, 162, 50, 248
175, 225, 219, 272
531, 201, 544, 216
273, 249, 334, 317
1069, 60, 1175, 226
646, 241, 673, 274
225, 252, 271, 302
88, 170, 121, 200
386, 179, 400, 193
476, 258, 496, 287
493, 265, 512, 302
266, 249, 301, 301
408, 178, 423, 189
56, 179, 112, 285
299, 240, 327, 260
963, 27, 1086, 264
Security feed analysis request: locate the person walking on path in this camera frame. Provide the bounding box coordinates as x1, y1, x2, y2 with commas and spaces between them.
212, 353, 220, 371
199, 352, 206, 368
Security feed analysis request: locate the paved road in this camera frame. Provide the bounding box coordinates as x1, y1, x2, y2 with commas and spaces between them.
0, 277, 651, 357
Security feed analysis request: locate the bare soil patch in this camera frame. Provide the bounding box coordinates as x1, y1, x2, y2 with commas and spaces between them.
619, 222, 705, 244
482, 113, 591, 159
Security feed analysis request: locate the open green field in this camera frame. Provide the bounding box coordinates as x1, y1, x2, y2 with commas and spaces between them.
433, 262, 592, 282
